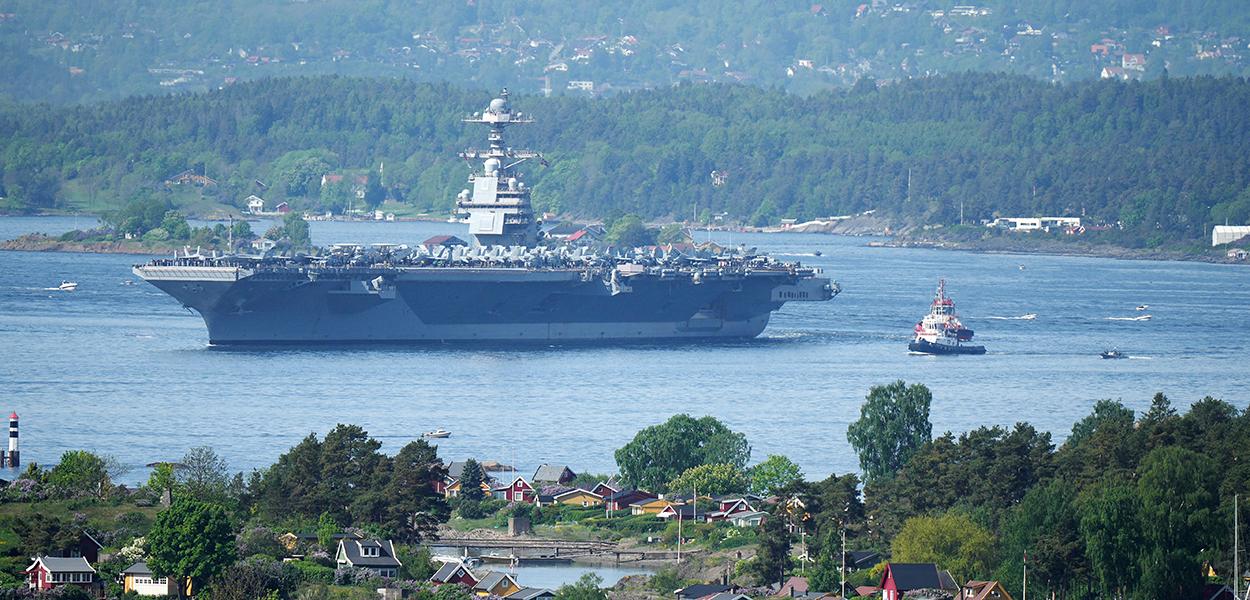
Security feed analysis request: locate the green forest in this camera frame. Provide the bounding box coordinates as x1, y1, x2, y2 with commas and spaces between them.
3, 73, 1250, 245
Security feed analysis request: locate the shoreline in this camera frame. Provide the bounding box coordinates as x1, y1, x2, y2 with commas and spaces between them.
0, 234, 189, 256
3, 218, 1246, 267
875, 236, 1248, 266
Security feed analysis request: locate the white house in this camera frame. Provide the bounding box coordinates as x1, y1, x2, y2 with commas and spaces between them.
336, 539, 402, 578
1212, 225, 1250, 246
121, 562, 178, 596
245, 195, 265, 214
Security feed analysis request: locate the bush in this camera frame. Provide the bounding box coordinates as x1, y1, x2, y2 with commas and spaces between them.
288, 560, 335, 584
334, 566, 383, 587
237, 526, 285, 559
203, 557, 299, 600
142, 227, 170, 242
648, 568, 691, 593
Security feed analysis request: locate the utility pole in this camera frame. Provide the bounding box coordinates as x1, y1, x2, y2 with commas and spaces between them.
677, 496, 683, 564
1023, 552, 1028, 600
840, 519, 847, 599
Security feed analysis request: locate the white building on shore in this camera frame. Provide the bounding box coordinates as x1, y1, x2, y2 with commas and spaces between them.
1212, 225, 1250, 246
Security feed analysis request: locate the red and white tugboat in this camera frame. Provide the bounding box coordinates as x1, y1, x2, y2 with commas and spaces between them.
908, 279, 986, 355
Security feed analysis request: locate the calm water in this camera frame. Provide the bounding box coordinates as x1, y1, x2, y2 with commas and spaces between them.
2, 216, 1249, 484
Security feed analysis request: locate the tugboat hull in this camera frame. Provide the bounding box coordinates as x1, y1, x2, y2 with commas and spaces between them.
908, 340, 986, 355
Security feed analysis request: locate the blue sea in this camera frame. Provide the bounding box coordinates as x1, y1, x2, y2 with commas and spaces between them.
2, 216, 1248, 485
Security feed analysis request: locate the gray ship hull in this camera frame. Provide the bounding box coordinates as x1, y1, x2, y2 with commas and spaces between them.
137, 265, 827, 344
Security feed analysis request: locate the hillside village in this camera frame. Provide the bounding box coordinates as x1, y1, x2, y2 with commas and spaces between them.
3, 2, 1249, 103
16, 458, 1036, 600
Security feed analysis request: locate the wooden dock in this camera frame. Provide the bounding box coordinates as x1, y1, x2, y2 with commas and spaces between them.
432, 537, 697, 563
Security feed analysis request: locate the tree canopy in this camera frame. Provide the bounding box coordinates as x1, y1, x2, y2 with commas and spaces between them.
147, 498, 237, 597
615, 414, 750, 491
846, 380, 933, 484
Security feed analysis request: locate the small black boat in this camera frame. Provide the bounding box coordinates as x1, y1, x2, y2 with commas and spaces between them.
1100, 349, 1128, 359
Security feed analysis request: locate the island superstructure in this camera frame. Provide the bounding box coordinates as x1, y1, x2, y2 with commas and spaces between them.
134, 91, 839, 344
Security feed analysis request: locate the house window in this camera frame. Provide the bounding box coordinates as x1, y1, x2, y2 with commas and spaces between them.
362, 546, 379, 557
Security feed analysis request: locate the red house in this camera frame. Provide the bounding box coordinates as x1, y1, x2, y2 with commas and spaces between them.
430, 560, 478, 587
879, 563, 946, 600
590, 481, 619, 497
24, 556, 96, 593
493, 476, 536, 503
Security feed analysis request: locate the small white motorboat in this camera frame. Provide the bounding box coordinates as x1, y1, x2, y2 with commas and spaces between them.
57, 281, 78, 291
1135, 304, 1149, 311
423, 428, 451, 438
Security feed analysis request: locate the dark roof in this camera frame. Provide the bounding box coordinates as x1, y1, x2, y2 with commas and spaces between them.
677, 584, 732, 599
533, 464, 575, 482
606, 489, 655, 503
883, 563, 942, 590
474, 571, 518, 591
431, 561, 474, 583
507, 588, 556, 600
447, 461, 468, 479
122, 562, 152, 576
338, 539, 401, 568
846, 550, 881, 570
661, 505, 700, 519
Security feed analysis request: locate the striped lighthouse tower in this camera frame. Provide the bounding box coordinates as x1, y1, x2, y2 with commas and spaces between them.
5, 412, 17, 468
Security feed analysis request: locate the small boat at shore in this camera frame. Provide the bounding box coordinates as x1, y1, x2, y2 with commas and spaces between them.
908, 279, 986, 355
481, 553, 572, 565
423, 428, 451, 438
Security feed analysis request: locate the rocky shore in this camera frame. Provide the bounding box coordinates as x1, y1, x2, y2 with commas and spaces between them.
0, 233, 187, 255
874, 235, 1246, 265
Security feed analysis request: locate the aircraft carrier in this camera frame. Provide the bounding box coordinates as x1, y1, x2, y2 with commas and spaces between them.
134, 91, 839, 344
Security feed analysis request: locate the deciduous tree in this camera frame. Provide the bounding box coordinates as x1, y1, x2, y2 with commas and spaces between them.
750, 455, 804, 496
846, 381, 932, 483
892, 512, 994, 583
667, 463, 748, 496
615, 414, 751, 491
147, 499, 237, 598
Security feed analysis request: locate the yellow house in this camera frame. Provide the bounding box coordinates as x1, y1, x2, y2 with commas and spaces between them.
473, 572, 521, 597
553, 488, 603, 507
629, 497, 677, 516
445, 479, 493, 498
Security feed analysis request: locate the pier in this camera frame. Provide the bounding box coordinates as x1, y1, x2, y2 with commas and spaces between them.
433, 536, 696, 563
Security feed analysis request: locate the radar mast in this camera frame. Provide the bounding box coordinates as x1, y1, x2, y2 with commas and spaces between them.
453, 89, 544, 247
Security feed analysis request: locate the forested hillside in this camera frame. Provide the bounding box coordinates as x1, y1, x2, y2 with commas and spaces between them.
3, 73, 1250, 245
2, 0, 1249, 104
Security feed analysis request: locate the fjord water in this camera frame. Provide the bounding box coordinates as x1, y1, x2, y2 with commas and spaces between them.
2, 217, 1248, 483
